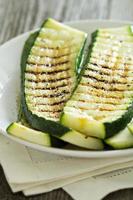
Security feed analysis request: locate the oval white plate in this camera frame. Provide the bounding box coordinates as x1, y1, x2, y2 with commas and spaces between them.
0, 19, 133, 158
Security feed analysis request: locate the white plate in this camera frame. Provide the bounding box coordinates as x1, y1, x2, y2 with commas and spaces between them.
0, 19, 133, 158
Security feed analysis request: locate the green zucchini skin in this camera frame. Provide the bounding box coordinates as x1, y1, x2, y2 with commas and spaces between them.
61, 26, 133, 139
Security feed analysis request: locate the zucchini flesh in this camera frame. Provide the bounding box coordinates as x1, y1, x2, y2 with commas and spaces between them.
61, 26, 133, 139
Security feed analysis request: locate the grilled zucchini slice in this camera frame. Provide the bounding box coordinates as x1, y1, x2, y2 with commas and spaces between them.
61, 26, 133, 139
21, 18, 86, 130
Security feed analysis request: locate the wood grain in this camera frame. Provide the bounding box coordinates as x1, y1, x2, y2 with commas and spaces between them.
0, 0, 133, 199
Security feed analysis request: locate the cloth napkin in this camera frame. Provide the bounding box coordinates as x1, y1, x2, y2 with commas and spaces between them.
0, 134, 133, 200
64, 167, 133, 200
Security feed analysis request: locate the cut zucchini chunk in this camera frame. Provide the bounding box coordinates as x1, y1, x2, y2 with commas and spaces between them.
21, 18, 87, 137
50, 129, 104, 150
105, 127, 133, 149
128, 123, 133, 135
61, 26, 133, 139
7, 122, 51, 146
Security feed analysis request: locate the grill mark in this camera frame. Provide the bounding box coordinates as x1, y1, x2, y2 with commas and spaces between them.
81, 77, 133, 91
35, 109, 62, 113
72, 95, 131, 105
25, 72, 71, 82
25, 77, 73, 90
25, 91, 70, 98
30, 100, 66, 106
33, 111, 61, 120
31, 51, 73, 59
26, 63, 70, 73
25, 82, 69, 90
87, 64, 133, 76
77, 86, 125, 99
25, 87, 71, 97
83, 73, 132, 84
27, 61, 69, 67
26, 76, 71, 84
25, 68, 70, 75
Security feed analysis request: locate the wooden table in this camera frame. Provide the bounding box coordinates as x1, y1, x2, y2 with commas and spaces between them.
0, 0, 133, 199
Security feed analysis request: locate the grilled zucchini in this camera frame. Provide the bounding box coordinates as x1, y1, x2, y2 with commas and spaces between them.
21, 18, 87, 133
61, 26, 133, 139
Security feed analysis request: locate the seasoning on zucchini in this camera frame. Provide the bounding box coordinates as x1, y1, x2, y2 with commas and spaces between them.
61, 26, 133, 139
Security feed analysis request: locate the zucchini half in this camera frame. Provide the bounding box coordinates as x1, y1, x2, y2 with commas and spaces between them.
61, 26, 133, 139
21, 18, 87, 133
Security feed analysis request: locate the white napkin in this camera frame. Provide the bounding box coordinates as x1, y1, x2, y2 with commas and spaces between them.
0, 134, 133, 198
64, 167, 133, 200
23, 161, 133, 196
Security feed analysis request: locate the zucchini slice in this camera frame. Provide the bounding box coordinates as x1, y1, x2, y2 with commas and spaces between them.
105, 127, 133, 149
61, 26, 133, 139
7, 122, 51, 147
21, 18, 87, 136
